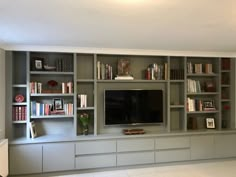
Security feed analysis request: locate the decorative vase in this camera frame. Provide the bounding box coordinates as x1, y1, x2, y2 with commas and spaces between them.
82, 125, 89, 135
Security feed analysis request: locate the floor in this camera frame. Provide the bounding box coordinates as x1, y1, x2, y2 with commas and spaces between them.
51, 159, 236, 177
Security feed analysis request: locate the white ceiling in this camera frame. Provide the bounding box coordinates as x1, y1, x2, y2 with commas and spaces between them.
0, 0, 236, 52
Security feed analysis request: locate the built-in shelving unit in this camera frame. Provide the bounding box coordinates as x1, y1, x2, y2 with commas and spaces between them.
5, 51, 235, 140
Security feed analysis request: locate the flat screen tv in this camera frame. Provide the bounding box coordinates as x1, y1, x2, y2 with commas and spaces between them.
104, 89, 163, 126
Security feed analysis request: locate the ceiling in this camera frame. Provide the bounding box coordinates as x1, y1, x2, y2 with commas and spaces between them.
0, 0, 236, 52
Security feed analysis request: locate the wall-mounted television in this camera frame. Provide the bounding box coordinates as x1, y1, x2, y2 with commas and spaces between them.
104, 89, 163, 126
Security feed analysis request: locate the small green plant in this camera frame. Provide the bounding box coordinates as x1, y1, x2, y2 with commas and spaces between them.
79, 113, 89, 135
79, 113, 89, 126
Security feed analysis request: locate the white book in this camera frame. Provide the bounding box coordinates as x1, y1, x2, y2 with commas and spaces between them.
97, 61, 100, 80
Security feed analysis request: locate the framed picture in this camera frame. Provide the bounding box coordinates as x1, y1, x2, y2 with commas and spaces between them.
32, 57, 44, 71
53, 98, 64, 110
117, 59, 131, 76
203, 100, 216, 111
206, 118, 215, 129
29, 121, 37, 138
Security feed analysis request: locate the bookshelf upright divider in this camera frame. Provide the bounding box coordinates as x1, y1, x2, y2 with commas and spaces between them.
26, 52, 30, 139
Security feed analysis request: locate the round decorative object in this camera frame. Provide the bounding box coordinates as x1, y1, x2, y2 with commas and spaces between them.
15, 94, 24, 103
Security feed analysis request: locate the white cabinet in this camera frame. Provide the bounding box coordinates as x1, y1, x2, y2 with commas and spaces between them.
190, 135, 215, 160
43, 143, 75, 172
155, 136, 190, 163
0, 139, 8, 177
75, 140, 116, 169
9, 144, 42, 175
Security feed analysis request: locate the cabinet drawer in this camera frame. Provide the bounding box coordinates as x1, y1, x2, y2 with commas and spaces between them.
117, 151, 154, 166
156, 136, 190, 150
117, 139, 154, 152
76, 140, 116, 155
75, 154, 116, 169
155, 149, 190, 163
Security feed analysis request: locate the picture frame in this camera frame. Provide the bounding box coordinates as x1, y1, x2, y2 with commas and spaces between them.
117, 59, 131, 76
32, 57, 44, 71
29, 121, 37, 138
206, 118, 215, 129
53, 98, 64, 110
203, 100, 216, 111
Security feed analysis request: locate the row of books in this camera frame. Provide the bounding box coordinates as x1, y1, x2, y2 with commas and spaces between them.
97, 61, 113, 80
56, 58, 73, 72
30, 81, 73, 94
187, 62, 213, 74
62, 82, 73, 94
170, 69, 184, 80
187, 98, 204, 112
187, 98, 216, 112
30, 82, 42, 94
187, 79, 201, 93
12, 106, 27, 121
31, 101, 73, 116
78, 94, 87, 108
145, 63, 168, 80
221, 58, 230, 70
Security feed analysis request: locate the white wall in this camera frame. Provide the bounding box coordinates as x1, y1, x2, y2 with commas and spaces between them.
0, 49, 5, 139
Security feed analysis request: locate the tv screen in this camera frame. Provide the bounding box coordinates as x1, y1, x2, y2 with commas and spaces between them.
104, 89, 163, 126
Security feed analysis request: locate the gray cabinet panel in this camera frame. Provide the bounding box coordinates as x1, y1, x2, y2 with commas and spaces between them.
215, 134, 236, 158
117, 139, 154, 152
10, 144, 42, 175
156, 136, 190, 149
117, 151, 155, 166
156, 149, 190, 163
75, 154, 116, 169
76, 140, 116, 155
190, 135, 215, 160
43, 143, 75, 172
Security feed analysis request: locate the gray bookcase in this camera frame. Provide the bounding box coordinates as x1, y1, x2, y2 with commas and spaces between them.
5, 51, 236, 141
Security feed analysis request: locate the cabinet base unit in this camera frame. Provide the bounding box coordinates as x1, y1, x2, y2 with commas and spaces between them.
8, 133, 236, 175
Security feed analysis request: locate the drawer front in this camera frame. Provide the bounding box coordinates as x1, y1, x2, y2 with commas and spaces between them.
156, 136, 190, 150
76, 140, 116, 155
155, 149, 190, 163
75, 154, 116, 169
117, 139, 154, 152
117, 151, 155, 166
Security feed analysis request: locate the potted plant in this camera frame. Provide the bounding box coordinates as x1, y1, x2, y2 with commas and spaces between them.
79, 113, 89, 135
